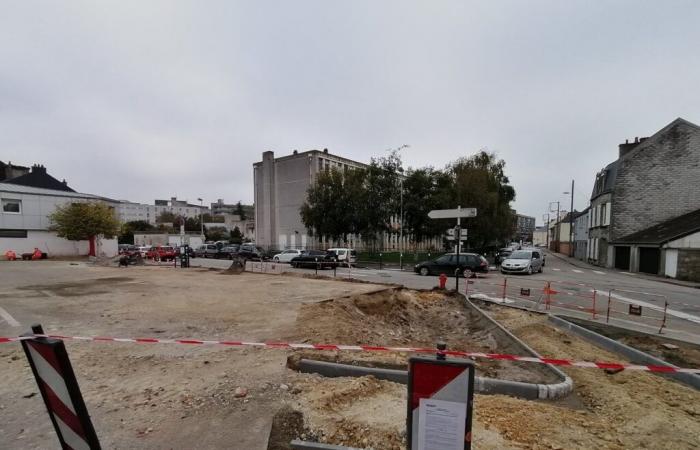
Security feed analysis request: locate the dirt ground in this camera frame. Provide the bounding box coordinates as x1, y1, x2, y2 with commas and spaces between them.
284, 303, 700, 449
0, 263, 384, 449
2, 262, 699, 449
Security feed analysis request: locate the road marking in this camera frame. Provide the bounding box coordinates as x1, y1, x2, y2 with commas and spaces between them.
593, 270, 606, 275
0, 306, 21, 327
552, 268, 561, 271
621, 272, 637, 276
572, 269, 583, 273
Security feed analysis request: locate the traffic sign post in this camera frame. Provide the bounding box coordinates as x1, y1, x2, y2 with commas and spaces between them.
407, 352, 475, 449
429, 206, 477, 291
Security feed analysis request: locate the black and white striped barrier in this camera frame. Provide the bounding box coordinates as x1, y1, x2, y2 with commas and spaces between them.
20, 324, 101, 450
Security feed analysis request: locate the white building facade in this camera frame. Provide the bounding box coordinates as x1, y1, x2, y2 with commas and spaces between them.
1, 182, 118, 257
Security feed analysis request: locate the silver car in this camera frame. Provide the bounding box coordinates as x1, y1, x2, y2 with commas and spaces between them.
500, 249, 544, 275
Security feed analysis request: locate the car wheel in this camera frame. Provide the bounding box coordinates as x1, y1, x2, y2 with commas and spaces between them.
420, 267, 429, 276
274, 257, 279, 262
463, 268, 473, 278
527, 266, 533, 275
539, 266, 543, 273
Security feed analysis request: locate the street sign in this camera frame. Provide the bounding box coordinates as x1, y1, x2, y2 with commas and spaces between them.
428, 208, 477, 219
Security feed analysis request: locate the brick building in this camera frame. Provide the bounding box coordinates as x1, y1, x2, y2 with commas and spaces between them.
589, 118, 700, 276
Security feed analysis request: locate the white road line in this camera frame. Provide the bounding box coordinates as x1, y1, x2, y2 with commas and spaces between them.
593, 270, 606, 275
0, 305, 21, 327
572, 269, 583, 273
552, 268, 561, 271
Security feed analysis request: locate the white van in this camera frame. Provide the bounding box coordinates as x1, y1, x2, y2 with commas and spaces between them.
327, 248, 357, 266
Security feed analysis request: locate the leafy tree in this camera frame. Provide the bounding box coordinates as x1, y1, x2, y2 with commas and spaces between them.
49, 202, 120, 256
300, 168, 349, 242
184, 217, 201, 232
156, 211, 176, 223
235, 201, 247, 220
230, 226, 243, 244
205, 226, 228, 242
402, 168, 454, 247
362, 151, 403, 249
449, 151, 515, 249
118, 220, 154, 244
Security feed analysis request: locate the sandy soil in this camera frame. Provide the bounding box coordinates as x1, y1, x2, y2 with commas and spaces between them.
0, 264, 384, 449
285, 303, 700, 449
291, 287, 557, 383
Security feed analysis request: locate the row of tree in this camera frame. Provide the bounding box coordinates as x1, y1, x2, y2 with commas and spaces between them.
300, 151, 516, 251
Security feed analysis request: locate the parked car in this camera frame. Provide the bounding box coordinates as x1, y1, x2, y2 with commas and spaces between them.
500, 249, 543, 275
495, 248, 513, 266
196, 244, 220, 258
136, 246, 151, 257
290, 250, 339, 269
522, 247, 545, 266
118, 244, 138, 255
174, 246, 195, 258
326, 248, 357, 266
273, 249, 303, 263
414, 253, 489, 277
217, 245, 240, 259
145, 246, 176, 261
238, 244, 264, 260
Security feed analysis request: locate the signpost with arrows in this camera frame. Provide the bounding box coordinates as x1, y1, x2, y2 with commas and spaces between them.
428, 206, 477, 291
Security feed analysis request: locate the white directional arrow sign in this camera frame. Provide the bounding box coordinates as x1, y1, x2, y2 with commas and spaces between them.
428, 208, 477, 219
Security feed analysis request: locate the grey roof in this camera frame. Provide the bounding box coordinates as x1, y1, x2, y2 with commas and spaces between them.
613, 208, 700, 245
0, 182, 117, 202
591, 159, 619, 200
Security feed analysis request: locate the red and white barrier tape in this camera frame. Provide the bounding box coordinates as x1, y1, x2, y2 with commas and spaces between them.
2, 334, 698, 374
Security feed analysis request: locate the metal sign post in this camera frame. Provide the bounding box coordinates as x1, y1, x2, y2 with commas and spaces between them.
429, 206, 477, 291
21, 324, 101, 450
407, 350, 475, 450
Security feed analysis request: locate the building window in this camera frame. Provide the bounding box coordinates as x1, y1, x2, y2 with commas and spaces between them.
2, 199, 22, 214
0, 229, 27, 238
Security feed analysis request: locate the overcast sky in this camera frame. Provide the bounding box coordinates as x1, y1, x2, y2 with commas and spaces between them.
2, 1, 700, 224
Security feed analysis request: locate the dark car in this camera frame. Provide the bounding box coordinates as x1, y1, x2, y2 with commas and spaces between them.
238, 244, 264, 261
290, 250, 339, 269
217, 245, 240, 259
414, 253, 489, 277
495, 248, 513, 266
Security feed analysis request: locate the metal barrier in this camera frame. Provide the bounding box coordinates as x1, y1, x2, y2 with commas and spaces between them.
606, 289, 669, 334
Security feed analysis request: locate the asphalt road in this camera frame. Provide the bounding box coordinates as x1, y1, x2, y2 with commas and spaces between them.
193, 251, 700, 342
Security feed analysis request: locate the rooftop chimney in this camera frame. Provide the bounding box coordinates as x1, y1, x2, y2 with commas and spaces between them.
619, 136, 649, 158
31, 164, 47, 174
323, 148, 329, 153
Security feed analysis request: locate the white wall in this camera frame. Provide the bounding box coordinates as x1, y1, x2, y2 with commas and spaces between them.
666, 230, 700, 249
0, 231, 118, 257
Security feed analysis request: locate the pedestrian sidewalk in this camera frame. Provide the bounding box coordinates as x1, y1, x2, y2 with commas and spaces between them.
546, 250, 700, 289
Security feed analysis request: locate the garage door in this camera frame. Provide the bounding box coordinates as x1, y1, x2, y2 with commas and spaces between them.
639, 247, 660, 275
614, 246, 630, 270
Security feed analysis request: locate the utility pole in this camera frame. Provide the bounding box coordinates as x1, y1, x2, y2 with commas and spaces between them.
198, 198, 204, 240
568, 180, 575, 257
549, 201, 560, 252
399, 177, 404, 271
542, 213, 550, 249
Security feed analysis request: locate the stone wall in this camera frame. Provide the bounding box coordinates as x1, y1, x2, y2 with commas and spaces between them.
677, 249, 700, 282
612, 120, 700, 240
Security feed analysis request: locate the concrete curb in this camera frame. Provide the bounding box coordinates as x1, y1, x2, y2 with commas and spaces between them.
291, 439, 361, 449
548, 315, 700, 390
297, 357, 572, 401
461, 293, 574, 399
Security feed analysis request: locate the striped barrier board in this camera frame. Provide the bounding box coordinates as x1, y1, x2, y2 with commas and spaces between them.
20, 325, 100, 450
407, 356, 475, 450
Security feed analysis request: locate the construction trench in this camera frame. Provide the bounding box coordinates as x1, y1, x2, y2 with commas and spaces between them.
1, 266, 699, 449
270, 286, 700, 449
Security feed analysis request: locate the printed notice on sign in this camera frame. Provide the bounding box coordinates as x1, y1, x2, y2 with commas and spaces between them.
417, 398, 466, 450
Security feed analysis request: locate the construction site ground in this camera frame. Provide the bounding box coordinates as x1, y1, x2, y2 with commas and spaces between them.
0, 261, 698, 449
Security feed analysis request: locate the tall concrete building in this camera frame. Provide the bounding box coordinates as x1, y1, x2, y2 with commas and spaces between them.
254, 149, 367, 250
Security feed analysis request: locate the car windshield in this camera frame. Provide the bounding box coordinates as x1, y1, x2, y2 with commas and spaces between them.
509, 251, 531, 259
